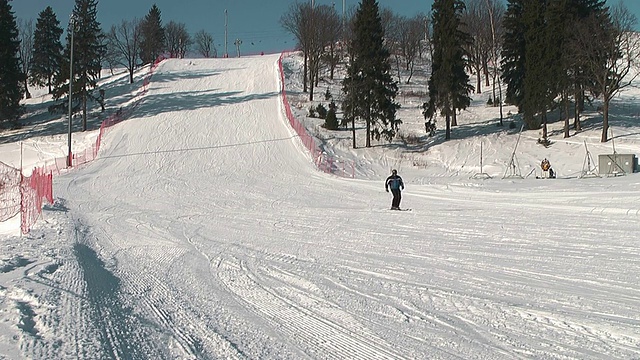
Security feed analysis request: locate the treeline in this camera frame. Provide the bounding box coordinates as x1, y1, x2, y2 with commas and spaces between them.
280, 0, 639, 145
2, 0, 637, 144
0, 0, 216, 129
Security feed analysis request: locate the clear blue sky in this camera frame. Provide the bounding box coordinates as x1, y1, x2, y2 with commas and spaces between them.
10, 0, 640, 55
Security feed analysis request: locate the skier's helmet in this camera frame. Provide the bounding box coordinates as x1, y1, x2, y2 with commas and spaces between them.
392, 169, 397, 175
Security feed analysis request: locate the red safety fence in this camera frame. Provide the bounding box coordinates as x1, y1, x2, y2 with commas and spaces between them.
20, 167, 53, 233
0, 159, 54, 234
0, 161, 21, 222
1, 55, 166, 234
278, 52, 355, 178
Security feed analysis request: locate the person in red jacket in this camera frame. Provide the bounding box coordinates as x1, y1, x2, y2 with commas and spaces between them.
385, 169, 404, 210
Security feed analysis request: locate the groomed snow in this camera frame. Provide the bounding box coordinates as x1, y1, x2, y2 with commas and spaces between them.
1, 53, 639, 359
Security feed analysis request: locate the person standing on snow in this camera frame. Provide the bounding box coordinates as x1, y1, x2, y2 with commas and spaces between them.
385, 169, 404, 210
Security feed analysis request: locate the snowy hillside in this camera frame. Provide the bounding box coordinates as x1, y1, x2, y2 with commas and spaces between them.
0, 53, 639, 359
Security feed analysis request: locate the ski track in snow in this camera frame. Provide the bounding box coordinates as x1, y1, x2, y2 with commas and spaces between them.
1, 54, 639, 359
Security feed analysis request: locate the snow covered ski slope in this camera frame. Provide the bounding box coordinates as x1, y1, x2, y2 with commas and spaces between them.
1, 54, 639, 359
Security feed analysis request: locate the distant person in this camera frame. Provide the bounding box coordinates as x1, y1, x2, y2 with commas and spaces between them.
385, 169, 405, 210
541, 158, 551, 178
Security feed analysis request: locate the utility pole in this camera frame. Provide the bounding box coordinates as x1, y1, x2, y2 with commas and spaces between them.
224, 9, 228, 58
67, 17, 75, 168
234, 38, 242, 57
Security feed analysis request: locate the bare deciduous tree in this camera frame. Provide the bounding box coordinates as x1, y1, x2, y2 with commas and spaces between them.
281, 2, 314, 93
397, 15, 425, 84
165, 21, 191, 58
106, 18, 141, 84
575, 2, 640, 142
312, 5, 341, 85
485, 0, 505, 125
306, 5, 338, 100
194, 30, 216, 58
18, 18, 34, 99
319, 7, 342, 81
385, 12, 403, 82
462, 0, 492, 94
281, 3, 341, 101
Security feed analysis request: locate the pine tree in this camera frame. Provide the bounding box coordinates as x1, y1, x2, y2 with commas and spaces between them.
31, 6, 63, 94
341, 0, 400, 148
501, 0, 526, 112
0, 0, 25, 124
501, 0, 548, 132
564, 0, 608, 133
139, 4, 165, 64
502, 0, 609, 137
424, 0, 472, 140
324, 102, 339, 130
521, 0, 549, 133
450, 12, 474, 128
53, 0, 104, 132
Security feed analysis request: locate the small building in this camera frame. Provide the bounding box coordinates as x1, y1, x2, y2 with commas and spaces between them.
598, 154, 636, 175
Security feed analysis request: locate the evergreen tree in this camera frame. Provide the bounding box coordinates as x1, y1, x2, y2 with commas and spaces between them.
324, 102, 339, 130
423, 0, 472, 140
139, 4, 165, 64
521, 0, 549, 133
564, 0, 608, 134
53, 0, 104, 132
501, 0, 526, 112
450, 13, 474, 128
502, 0, 607, 137
31, 6, 63, 94
0, 0, 25, 124
501, 0, 550, 132
545, 0, 572, 138
341, 0, 400, 148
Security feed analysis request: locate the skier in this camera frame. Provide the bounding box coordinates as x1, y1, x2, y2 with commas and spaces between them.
385, 169, 404, 210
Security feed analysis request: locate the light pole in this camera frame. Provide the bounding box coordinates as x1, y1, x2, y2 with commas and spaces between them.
224, 9, 228, 58
234, 38, 242, 57
67, 16, 75, 168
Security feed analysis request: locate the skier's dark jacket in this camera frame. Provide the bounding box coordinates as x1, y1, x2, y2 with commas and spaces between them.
385, 174, 404, 191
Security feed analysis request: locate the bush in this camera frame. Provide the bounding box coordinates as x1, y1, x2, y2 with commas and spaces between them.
308, 105, 317, 118
487, 97, 493, 106
323, 107, 339, 130
316, 103, 327, 119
